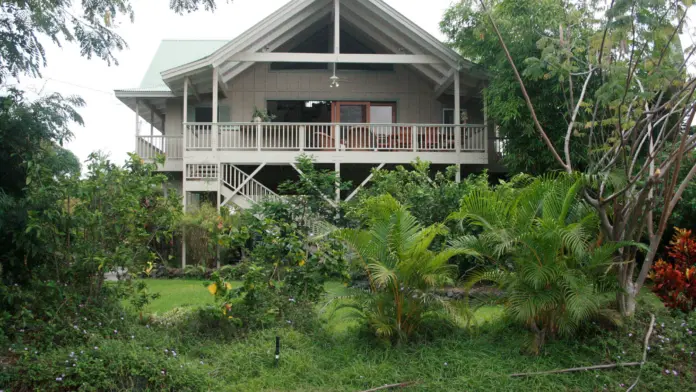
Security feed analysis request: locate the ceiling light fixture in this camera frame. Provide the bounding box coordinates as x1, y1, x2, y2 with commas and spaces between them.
329, 63, 340, 88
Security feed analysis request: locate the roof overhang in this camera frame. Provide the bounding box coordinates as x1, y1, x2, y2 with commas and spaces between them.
114, 91, 173, 132
114, 90, 175, 98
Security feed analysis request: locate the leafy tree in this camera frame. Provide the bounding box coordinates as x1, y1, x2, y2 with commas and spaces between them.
441, 0, 595, 173
209, 201, 348, 330
0, 0, 221, 83
0, 89, 84, 282
278, 154, 350, 227
665, 151, 696, 233
452, 175, 628, 352
457, 0, 696, 316
336, 195, 473, 344
1, 153, 181, 343
352, 159, 490, 227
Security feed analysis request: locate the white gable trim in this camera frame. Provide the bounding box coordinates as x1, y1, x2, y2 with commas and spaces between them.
160, 0, 321, 82
160, 0, 484, 89
218, 0, 333, 80
359, 0, 462, 67
225, 52, 445, 64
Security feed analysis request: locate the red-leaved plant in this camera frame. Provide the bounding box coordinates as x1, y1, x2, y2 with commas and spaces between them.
650, 228, 696, 312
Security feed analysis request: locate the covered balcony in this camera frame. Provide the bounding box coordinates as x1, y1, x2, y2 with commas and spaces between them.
136, 122, 491, 165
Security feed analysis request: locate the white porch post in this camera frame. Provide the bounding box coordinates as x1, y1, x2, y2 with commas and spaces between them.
454, 70, 462, 183
216, 161, 221, 269
335, 162, 341, 204
150, 111, 154, 136
182, 79, 189, 269
212, 69, 219, 151
134, 99, 140, 152
412, 126, 418, 152
183, 77, 189, 148
483, 88, 489, 156
334, 0, 340, 55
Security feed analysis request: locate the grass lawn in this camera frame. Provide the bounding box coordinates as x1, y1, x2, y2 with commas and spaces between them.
109, 279, 692, 391
11, 279, 691, 392
137, 279, 352, 315
136, 279, 225, 314
138, 279, 502, 326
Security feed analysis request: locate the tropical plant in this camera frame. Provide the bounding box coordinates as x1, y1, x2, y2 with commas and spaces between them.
650, 228, 696, 312
251, 106, 276, 122
335, 195, 473, 344
452, 176, 629, 353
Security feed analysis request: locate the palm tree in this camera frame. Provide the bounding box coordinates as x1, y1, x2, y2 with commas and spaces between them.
451, 175, 630, 353
335, 195, 474, 343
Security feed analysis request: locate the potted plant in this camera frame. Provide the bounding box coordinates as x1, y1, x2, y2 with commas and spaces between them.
252, 106, 276, 122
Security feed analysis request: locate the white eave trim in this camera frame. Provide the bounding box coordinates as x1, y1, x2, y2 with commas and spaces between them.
114, 90, 175, 98
226, 52, 446, 64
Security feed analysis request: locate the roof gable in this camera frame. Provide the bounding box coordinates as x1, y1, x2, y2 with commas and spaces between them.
158, 0, 484, 92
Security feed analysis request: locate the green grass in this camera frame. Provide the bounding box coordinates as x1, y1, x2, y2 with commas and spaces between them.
16, 279, 693, 391
136, 279, 224, 314
138, 280, 354, 315
115, 282, 691, 391
141, 279, 502, 327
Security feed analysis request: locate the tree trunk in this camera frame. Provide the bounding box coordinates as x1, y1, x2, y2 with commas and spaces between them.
618, 286, 637, 317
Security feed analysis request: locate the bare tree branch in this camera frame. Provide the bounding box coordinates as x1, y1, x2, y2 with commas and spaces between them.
565, 68, 594, 170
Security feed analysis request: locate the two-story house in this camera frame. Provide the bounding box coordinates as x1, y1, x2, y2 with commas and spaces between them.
115, 0, 502, 218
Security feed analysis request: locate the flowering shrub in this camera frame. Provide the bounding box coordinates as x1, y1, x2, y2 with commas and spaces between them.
650, 228, 696, 312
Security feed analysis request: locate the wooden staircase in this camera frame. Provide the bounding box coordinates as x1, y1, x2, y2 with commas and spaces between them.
219, 164, 279, 209
217, 164, 335, 237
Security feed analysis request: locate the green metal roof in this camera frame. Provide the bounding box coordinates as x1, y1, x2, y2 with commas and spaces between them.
138, 39, 229, 89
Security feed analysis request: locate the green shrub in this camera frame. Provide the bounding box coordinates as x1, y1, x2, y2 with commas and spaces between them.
183, 265, 210, 279
452, 175, 629, 353
152, 305, 242, 339
219, 262, 250, 280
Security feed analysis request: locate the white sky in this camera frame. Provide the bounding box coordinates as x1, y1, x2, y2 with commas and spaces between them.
18, 0, 455, 166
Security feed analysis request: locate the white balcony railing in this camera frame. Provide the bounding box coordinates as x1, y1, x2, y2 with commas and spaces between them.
136, 135, 184, 160
184, 122, 487, 153
186, 164, 218, 180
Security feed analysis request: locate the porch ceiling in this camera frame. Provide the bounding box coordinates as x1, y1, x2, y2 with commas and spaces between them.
115, 95, 168, 132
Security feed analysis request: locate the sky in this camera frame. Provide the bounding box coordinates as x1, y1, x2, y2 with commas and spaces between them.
18, 0, 456, 166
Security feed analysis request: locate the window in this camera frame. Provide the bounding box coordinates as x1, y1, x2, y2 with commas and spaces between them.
270, 25, 394, 72
195, 107, 213, 123
370, 104, 395, 124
